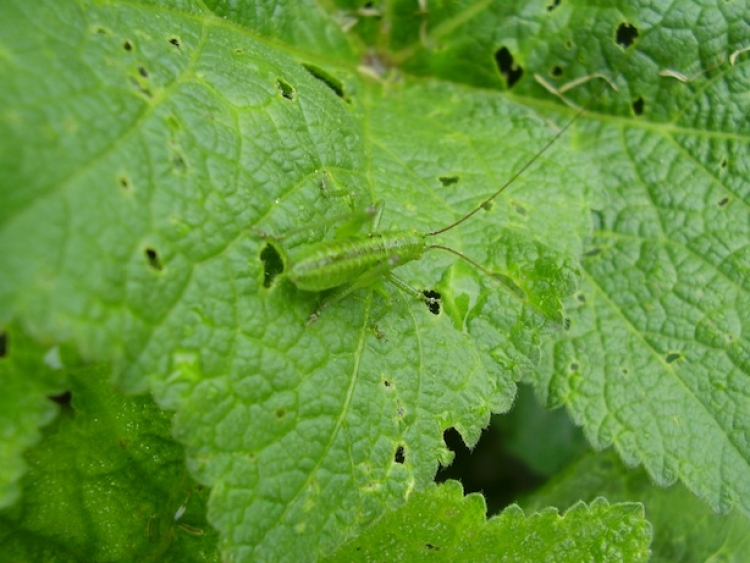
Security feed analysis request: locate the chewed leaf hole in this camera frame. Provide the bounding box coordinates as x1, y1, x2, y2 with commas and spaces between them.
551, 65, 563, 76
275, 408, 287, 419
123, 40, 133, 51
423, 289, 441, 315
276, 78, 295, 100
494, 46, 523, 88
546, 0, 561, 11
632, 96, 645, 116
394, 445, 405, 464
0, 332, 7, 358
425, 543, 440, 552
576, 292, 586, 303
138, 66, 149, 78
616, 22, 639, 49
482, 201, 494, 212
563, 317, 571, 330
145, 248, 163, 271
584, 247, 602, 257
169, 37, 181, 48
439, 175, 459, 187
261, 243, 284, 288
119, 176, 130, 189
718, 197, 729, 207
570, 362, 579, 371
720, 157, 728, 169
302, 63, 347, 100
665, 352, 682, 364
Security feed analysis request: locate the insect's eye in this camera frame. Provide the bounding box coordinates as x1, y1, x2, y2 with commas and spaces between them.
260, 243, 284, 288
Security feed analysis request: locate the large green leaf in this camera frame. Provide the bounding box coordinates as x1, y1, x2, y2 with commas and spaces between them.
1, 0, 747, 561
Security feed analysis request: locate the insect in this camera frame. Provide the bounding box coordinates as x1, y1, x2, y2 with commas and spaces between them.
260, 75, 615, 324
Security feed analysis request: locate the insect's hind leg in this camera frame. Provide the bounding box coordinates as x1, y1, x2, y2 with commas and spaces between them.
306, 252, 398, 325
256, 203, 380, 245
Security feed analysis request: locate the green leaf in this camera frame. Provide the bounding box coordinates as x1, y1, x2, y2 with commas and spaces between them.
0, 327, 66, 508
524, 450, 750, 563
0, 360, 218, 562
532, 4, 750, 516
325, 480, 652, 562
1, 0, 748, 561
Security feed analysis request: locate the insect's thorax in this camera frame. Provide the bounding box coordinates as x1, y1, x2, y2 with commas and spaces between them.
287, 229, 426, 292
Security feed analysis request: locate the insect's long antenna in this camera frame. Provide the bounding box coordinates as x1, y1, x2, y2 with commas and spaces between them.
427, 244, 501, 281
427, 78, 613, 238
428, 243, 545, 315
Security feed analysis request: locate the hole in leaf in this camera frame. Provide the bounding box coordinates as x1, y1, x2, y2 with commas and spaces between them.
551, 65, 563, 77
665, 352, 682, 364
563, 317, 571, 330
302, 64, 347, 100
570, 362, 579, 371
720, 156, 728, 169
621, 367, 629, 375
575, 292, 586, 303
94, 26, 110, 35
382, 378, 392, 388
138, 66, 149, 78
565, 39, 574, 50
482, 201, 494, 212
169, 37, 181, 48
0, 332, 7, 357
718, 197, 729, 207
436, 423, 545, 514
261, 244, 284, 288
276, 78, 295, 100
49, 390, 72, 407
439, 175, 459, 187
423, 289, 441, 315
493, 273, 525, 300
512, 202, 526, 216
425, 543, 440, 551
632, 96, 645, 116
119, 176, 130, 189
495, 46, 524, 88
546, 0, 561, 11
145, 248, 163, 271
615, 22, 639, 49
276, 408, 286, 419
584, 247, 602, 257
123, 41, 133, 51
394, 445, 405, 464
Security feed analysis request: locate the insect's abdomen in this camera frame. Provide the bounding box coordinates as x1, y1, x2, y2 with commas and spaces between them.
287, 230, 426, 292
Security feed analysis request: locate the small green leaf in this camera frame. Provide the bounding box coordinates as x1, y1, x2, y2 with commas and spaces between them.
524, 450, 750, 563
0, 362, 218, 562
326, 481, 652, 562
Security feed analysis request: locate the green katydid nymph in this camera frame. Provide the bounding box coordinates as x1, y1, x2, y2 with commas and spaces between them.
260, 76, 613, 324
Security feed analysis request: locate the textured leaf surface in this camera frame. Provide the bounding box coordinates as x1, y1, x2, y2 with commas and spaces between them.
1, 0, 748, 561
524, 450, 750, 563
533, 4, 750, 515
326, 480, 651, 562
0, 358, 217, 562
0, 327, 66, 508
